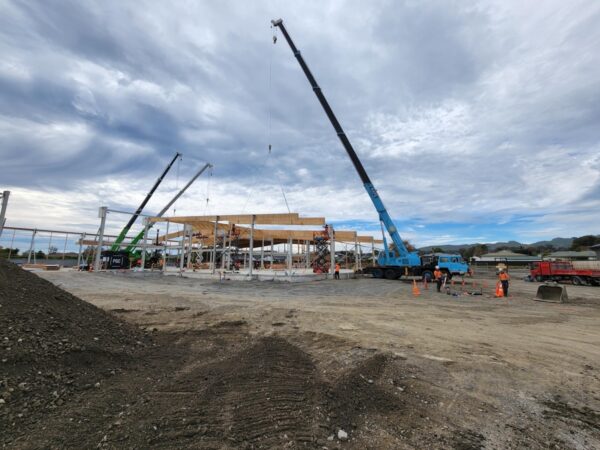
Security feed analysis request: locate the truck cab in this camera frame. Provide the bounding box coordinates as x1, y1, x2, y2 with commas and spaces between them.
420, 253, 469, 280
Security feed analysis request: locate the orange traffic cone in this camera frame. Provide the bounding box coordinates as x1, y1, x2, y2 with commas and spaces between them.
412, 279, 421, 297
495, 281, 504, 298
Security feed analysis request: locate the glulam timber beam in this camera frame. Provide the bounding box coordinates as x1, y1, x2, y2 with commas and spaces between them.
150, 213, 324, 226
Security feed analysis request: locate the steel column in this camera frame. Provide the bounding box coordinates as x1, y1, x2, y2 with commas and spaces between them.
77, 233, 85, 268
212, 216, 219, 274
140, 217, 150, 270
93, 207, 108, 271
162, 220, 170, 273
329, 225, 335, 276
0, 191, 9, 240
179, 225, 187, 272
249, 215, 255, 277
7, 229, 16, 260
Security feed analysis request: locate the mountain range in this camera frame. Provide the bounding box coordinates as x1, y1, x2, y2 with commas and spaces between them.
418, 237, 575, 253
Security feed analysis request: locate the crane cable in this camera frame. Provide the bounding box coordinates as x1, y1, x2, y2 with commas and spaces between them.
241, 24, 291, 214
203, 165, 213, 216
268, 24, 291, 214
172, 154, 182, 236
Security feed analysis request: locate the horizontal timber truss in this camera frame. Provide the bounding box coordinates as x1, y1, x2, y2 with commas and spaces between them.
150, 213, 382, 247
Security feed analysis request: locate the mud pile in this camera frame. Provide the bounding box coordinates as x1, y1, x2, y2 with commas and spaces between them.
0, 260, 149, 443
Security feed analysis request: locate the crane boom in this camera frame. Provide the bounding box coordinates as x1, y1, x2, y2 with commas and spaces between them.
111, 152, 181, 251
271, 18, 418, 265
124, 162, 212, 253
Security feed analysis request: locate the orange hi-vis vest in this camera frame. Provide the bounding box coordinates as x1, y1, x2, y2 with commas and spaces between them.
499, 272, 510, 281
433, 270, 443, 280
335, 264, 340, 272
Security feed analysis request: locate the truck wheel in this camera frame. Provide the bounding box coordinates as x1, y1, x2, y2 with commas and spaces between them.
384, 269, 398, 280
422, 270, 433, 282
535, 275, 543, 282
572, 276, 582, 286
372, 268, 383, 279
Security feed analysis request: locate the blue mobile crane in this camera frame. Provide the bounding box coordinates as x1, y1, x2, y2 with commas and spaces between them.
271, 19, 469, 280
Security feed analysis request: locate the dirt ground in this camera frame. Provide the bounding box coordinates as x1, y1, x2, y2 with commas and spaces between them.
7, 268, 600, 449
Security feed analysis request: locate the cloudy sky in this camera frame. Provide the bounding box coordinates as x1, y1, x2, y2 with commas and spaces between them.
1, 0, 599, 248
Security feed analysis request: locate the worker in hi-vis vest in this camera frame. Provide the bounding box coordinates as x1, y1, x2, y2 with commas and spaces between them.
433, 266, 444, 293
334, 263, 341, 280
499, 269, 510, 297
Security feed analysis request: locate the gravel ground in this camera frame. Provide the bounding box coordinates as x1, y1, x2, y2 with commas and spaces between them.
3, 264, 599, 449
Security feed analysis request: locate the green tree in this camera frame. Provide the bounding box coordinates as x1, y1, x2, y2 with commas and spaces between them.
0, 248, 19, 258
571, 235, 600, 251
472, 244, 488, 257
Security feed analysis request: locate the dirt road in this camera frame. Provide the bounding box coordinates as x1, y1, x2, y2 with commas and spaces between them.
25, 270, 600, 448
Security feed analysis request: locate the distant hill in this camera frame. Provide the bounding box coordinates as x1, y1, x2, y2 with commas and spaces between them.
529, 237, 574, 249
419, 237, 575, 253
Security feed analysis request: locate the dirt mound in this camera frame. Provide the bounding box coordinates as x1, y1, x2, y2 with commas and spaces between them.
1, 265, 488, 448
0, 260, 149, 442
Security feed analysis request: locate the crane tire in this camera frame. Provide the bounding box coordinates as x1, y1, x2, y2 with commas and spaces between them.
384, 269, 398, 280
372, 268, 383, 279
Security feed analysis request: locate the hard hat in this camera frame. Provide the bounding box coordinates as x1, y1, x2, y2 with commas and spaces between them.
435, 266, 440, 269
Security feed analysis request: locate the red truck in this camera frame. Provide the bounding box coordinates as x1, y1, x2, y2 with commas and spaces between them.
530, 261, 600, 286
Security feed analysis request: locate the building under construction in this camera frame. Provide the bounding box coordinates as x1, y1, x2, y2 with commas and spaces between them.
82, 211, 382, 281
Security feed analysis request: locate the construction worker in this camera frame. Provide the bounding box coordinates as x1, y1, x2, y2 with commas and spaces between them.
499, 269, 510, 297
433, 266, 444, 292
334, 262, 340, 279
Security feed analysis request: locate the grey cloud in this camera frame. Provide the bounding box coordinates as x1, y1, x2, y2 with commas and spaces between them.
1, 0, 598, 241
